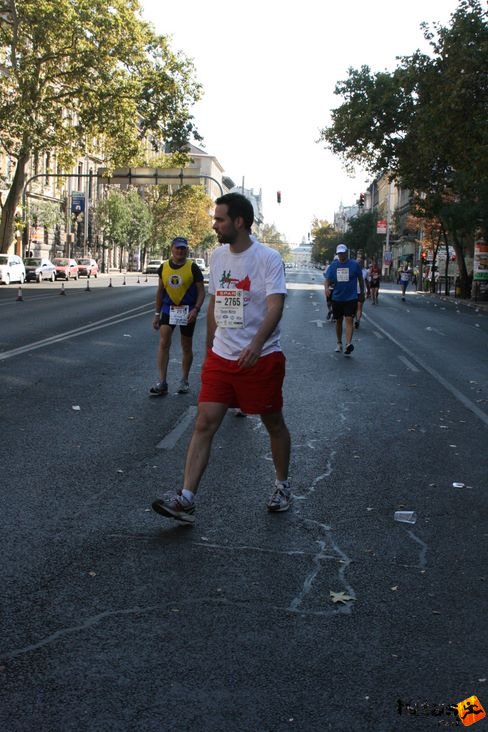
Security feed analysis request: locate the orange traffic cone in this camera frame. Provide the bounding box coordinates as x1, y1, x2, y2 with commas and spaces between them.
16, 287, 23, 301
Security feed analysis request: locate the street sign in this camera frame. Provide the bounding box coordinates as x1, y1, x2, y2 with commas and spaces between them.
96, 167, 224, 195
71, 191, 85, 215
377, 219, 387, 234
97, 167, 189, 186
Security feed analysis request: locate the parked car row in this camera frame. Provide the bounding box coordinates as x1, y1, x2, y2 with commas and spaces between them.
0, 255, 100, 285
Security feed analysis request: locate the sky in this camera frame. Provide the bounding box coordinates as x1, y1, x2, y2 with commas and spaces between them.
141, 0, 461, 246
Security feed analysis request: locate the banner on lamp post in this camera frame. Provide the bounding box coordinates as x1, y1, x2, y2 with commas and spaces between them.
377, 219, 387, 235
473, 241, 488, 281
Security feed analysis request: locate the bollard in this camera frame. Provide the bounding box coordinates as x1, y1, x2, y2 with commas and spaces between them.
145, 275, 148, 283
123, 275, 127, 285
108, 277, 112, 287
16, 286, 24, 301
137, 276, 140, 284
59, 282, 66, 295
85, 278, 91, 292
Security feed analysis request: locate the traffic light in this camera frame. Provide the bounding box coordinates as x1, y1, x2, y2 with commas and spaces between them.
421, 250, 428, 262
277, 191, 281, 204
359, 193, 365, 208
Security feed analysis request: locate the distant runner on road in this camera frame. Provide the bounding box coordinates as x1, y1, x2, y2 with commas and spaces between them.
324, 244, 364, 356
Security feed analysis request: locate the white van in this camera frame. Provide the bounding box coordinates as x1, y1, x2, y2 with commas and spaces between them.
0, 254, 26, 285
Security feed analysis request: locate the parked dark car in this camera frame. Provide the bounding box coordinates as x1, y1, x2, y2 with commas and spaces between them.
24, 258, 57, 283
53, 258, 78, 280
77, 258, 99, 278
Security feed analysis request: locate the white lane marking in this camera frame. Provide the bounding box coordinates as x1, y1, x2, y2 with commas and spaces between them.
364, 313, 488, 427
286, 283, 323, 291
310, 319, 325, 328
373, 331, 384, 339
157, 406, 197, 449
398, 355, 420, 373
0, 304, 151, 361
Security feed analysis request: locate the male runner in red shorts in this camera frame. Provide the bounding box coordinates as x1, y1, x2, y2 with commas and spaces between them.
152, 193, 291, 524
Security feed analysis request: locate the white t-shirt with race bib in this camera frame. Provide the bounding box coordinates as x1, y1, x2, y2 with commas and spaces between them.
208, 239, 287, 360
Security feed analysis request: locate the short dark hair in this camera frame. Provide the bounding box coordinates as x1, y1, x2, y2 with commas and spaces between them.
215, 193, 254, 230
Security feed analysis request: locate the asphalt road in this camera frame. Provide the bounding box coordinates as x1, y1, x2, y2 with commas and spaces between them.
0, 271, 487, 731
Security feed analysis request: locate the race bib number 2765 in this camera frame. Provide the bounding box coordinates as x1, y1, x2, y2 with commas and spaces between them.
214, 289, 244, 328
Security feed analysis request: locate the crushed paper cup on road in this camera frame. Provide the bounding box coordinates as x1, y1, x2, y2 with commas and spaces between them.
394, 510, 417, 524
71, 405, 81, 411
452, 482, 465, 488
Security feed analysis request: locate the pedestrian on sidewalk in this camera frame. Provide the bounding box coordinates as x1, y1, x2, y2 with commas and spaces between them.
354, 256, 369, 328
324, 244, 364, 356
369, 257, 381, 304
149, 237, 205, 396
152, 193, 291, 524
323, 258, 337, 321
399, 264, 412, 301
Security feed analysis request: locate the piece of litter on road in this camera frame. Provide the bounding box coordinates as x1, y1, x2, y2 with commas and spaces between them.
479, 679, 487, 683
72, 405, 81, 411
452, 482, 465, 488
117, 469, 124, 473
432, 610, 441, 615
330, 591, 355, 604
440, 425, 448, 429
390, 586, 398, 591
200, 536, 209, 541
123, 334, 132, 337
394, 510, 417, 524
88, 571, 96, 577
429, 483, 437, 487
449, 444, 457, 448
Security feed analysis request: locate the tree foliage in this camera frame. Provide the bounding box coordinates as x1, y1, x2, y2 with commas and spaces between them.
261, 223, 290, 259
93, 183, 215, 266
0, 0, 202, 251
342, 212, 380, 260
319, 0, 488, 296
310, 218, 338, 265
147, 184, 216, 258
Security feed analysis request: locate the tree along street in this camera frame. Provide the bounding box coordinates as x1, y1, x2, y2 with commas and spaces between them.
0, 271, 487, 731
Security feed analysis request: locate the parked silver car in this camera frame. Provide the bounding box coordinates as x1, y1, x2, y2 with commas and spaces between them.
24, 257, 57, 282
145, 260, 163, 275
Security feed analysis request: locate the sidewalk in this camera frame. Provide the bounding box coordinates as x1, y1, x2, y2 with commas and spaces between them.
416, 289, 488, 314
